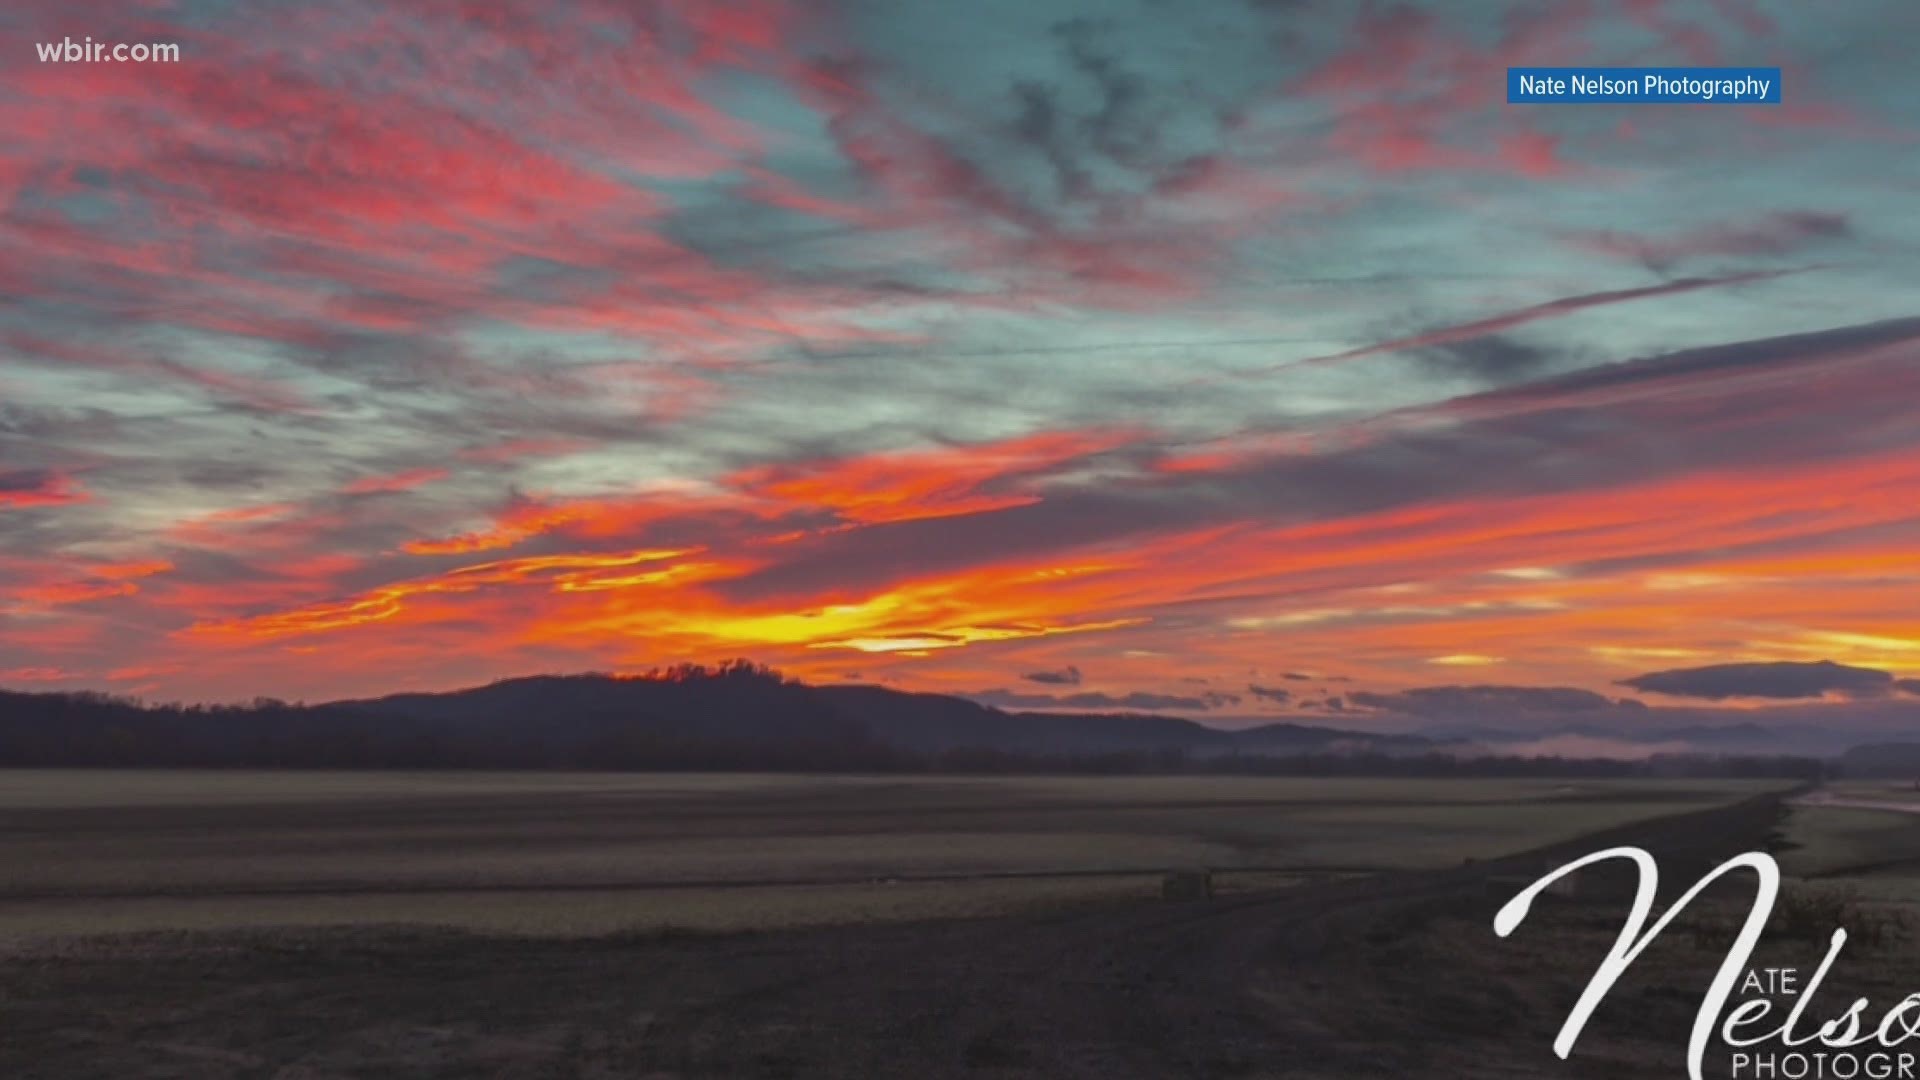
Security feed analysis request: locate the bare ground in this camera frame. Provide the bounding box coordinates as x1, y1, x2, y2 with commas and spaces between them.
0, 788, 1846, 1079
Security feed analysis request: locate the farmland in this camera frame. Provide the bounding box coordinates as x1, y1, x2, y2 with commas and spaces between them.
0, 771, 1818, 1078
0, 771, 1787, 944
1777, 783, 1920, 904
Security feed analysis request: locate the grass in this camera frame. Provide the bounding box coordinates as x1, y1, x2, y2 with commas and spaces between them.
0, 780, 1811, 1078
1779, 787, 1920, 905
0, 771, 1786, 945
0, 770, 1781, 809
0, 877, 1177, 942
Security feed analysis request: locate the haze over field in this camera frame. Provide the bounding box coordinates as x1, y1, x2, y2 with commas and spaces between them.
2, 0, 1917, 740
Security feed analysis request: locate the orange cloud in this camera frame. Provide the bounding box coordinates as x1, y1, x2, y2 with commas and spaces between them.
728, 429, 1140, 526
344, 468, 450, 495
7, 558, 173, 609
43, 424, 1894, 704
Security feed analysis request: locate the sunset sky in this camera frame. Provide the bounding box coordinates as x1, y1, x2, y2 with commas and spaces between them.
3, 0, 1918, 722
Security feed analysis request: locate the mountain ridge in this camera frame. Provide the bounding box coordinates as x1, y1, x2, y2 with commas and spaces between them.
0, 666, 1831, 774
330, 668, 1434, 757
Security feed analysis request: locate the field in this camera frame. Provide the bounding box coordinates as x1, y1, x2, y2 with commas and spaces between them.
0, 771, 1787, 944
1777, 782, 1920, 904
2, 771, 1828, 1078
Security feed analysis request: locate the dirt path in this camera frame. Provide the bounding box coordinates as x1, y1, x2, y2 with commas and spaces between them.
0, 789, 1793, 1079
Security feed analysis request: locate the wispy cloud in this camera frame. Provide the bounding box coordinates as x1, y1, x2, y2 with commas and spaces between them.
3, 0, 1917, 707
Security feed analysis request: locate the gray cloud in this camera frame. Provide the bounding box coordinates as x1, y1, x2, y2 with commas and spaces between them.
1281, 270, 1803, 372
1484, 316, 1920, 404
1247, 683, 1292, 703
1021, 664, 1083, 685
1620, 660, 1898, 701
0, 468, 63, 495
1419, 336, 1556, 383
1567, 211, 1853, 274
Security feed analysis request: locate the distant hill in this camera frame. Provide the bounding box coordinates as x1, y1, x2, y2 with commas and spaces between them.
343, 669, 867, 748
0, 664, 1822, 777
818, 684, 1225, 755
1837, 742, 1920, 779
343, 669, 1434, 758
0, 663, 1436, 769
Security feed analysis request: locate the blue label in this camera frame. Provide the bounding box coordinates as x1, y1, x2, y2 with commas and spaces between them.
1507, 67, 1781, 104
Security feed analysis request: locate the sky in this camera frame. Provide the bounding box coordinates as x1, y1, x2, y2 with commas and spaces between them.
2, 0, 1919, 727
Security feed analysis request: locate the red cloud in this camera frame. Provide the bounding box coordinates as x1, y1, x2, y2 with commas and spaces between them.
1, 0, 921, 362
0, 470, 86, 510
1286, 3, 1598, 178
730, 429, 1143, 526
0, 667, 72, 684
